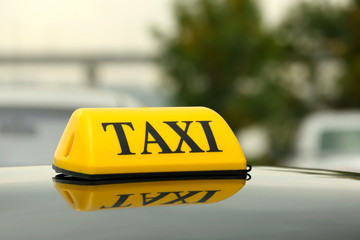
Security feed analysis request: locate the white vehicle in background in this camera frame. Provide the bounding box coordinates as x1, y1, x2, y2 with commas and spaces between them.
0, 86, 142, 167
286, 111, 360, 172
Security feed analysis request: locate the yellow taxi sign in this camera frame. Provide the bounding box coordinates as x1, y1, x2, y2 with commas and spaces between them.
53, 177, 246, 211
53, 107, 246, 179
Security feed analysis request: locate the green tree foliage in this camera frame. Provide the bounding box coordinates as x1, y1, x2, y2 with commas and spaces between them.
155, 0, 277, 115
154, 0, 313, 160
277, 0, 360, 109
338, 0, 360, 108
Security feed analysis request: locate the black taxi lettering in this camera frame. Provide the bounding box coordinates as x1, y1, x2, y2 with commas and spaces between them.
102, 121, 222, 155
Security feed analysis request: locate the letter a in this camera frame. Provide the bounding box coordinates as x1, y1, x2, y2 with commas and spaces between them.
142, 122, 173, 154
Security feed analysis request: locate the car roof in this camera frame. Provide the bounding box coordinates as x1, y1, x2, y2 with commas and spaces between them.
295, 111, 360, 152
0, 166, 359, 240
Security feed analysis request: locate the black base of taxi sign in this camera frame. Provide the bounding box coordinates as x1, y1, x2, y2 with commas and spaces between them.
52, 164, 248, 180
53, 107, 247, 179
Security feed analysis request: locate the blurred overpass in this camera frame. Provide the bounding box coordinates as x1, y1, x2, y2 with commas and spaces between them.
0, 54, 154, 87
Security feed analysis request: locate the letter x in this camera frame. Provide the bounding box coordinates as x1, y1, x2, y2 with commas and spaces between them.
164, 121, 204, 153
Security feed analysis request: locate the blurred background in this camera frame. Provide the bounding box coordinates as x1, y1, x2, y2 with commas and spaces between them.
0, 0, 359, 172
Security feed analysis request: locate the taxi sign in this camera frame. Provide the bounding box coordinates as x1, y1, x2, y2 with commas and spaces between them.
53, 177, 246, 211
53, 107, 247, 179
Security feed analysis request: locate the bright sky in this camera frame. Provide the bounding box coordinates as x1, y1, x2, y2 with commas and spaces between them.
0, 0, 350, 89
0, 0, 348, 55
258, 0, 350, 28
0, 0, 174, 54
0, 0, 347, 54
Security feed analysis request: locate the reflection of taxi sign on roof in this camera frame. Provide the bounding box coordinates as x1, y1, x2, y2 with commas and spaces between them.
53, 107, 247, 179
53, 176, 246, 211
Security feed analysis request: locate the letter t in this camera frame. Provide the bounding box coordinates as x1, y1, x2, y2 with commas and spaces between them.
102, 122, 135, 155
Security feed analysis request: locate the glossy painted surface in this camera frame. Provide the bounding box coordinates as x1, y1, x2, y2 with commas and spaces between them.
0, 166, 359, 240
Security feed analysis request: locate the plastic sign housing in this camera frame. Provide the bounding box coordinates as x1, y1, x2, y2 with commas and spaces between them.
53, 177, 246, 211
53, 107, 246, 179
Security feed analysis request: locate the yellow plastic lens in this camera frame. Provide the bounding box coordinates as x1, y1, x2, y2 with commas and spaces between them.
53, 107, 246, 179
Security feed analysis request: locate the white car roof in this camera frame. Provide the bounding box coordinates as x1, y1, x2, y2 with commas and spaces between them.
296, 111, 360, 153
